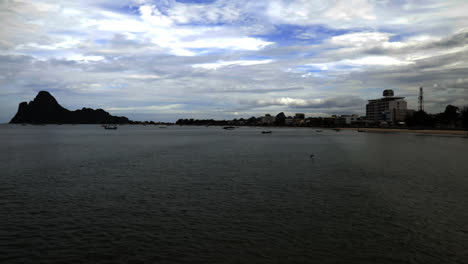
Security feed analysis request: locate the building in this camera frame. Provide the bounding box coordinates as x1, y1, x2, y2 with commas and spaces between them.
366, 90, 409, 122
330, 115, 360, 127
285, 117, 294, 125
341, 114, 360, 125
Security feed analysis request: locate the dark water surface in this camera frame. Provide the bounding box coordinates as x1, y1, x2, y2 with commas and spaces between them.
1, 125, 467, 263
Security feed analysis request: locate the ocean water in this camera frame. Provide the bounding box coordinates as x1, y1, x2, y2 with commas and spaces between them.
1, 125, 467, 264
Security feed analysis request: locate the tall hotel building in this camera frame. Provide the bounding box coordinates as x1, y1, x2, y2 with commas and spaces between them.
366, 90, 409, 122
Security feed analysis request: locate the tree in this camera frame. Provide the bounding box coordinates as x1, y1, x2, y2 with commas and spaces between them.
247, 116, 257, 125
461, 106, 468, 128
405, 110, 435, 127
444, 105, 459, 121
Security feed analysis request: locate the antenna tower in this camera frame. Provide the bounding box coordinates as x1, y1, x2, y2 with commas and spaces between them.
418, 87, 424, 112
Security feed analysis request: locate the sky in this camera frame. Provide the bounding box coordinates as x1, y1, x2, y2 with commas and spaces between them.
1, 0, 468, 122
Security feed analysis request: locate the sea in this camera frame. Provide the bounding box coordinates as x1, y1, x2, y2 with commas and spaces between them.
1, 125, 467, 264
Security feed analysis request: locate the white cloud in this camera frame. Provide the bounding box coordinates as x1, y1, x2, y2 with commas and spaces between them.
330, 32, 393, 47
256, 97, 320, 107
324, 0, 376, 21
15, 38, 83, 51
125, 74, 162, 80
192, 59, 274, 70
344, 56, 414, 66
265, 0, 376, 26
107, 104, 185, 112
304, 56, 414, 73
1, 0, 273, 58
184, 37, 273, 51
66, 55, 105, 62
80, 3, 272, 56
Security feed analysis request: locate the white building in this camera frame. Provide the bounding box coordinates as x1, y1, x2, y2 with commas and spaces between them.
341, 114, 360, 125
366, 90, 409, 122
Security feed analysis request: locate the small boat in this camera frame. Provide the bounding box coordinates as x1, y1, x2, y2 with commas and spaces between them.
333, 128, 341, 132
357, 128, 366, 132
104, 125, 118, 130
261, 131, 272, 134
223, 126, 236, 130
316, 130, 322, 132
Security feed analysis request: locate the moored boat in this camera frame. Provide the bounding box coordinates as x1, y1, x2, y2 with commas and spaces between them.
104, 125, 118, 130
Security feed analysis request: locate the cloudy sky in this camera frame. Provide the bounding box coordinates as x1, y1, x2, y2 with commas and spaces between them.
1, 0, 468, 122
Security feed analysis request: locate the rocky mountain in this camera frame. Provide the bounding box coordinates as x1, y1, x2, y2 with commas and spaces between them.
10, 91, 130, 124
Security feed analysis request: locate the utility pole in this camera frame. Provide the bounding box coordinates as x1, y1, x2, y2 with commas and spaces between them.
418, 87, 424, 112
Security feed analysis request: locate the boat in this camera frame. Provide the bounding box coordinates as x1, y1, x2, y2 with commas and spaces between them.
357, 128, 366, 132
104, 124, 118, 130
223, 126, 236, 130
316, 130, 322, 132
261, 131, 272, 134
333, 128, 341, 132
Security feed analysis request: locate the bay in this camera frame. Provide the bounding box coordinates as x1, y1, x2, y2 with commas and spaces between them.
1, 125, 467, 263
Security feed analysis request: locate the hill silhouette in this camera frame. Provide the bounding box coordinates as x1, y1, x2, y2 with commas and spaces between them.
10, 91, 130, 124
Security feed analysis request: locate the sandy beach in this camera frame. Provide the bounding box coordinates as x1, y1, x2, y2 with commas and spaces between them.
339, 128, 468, 136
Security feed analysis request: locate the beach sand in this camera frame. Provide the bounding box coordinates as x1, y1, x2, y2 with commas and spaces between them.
339, 128, 468, 136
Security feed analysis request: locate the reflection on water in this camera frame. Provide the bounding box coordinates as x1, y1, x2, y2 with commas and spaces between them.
1, 125, 467, 263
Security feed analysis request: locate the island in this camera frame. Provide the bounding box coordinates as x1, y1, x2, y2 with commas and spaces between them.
10, 91, 131, 124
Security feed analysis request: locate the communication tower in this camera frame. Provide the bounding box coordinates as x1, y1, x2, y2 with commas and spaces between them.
418, 87, 424, 112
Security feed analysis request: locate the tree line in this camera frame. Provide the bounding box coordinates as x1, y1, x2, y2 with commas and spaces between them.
406, 105, 468, 129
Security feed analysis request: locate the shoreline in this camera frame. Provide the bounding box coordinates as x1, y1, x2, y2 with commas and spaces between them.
2, 123, 468, 136
339, 127, 468, 136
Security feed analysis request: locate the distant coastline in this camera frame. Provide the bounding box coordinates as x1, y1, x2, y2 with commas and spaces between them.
8, 91, 468, 130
